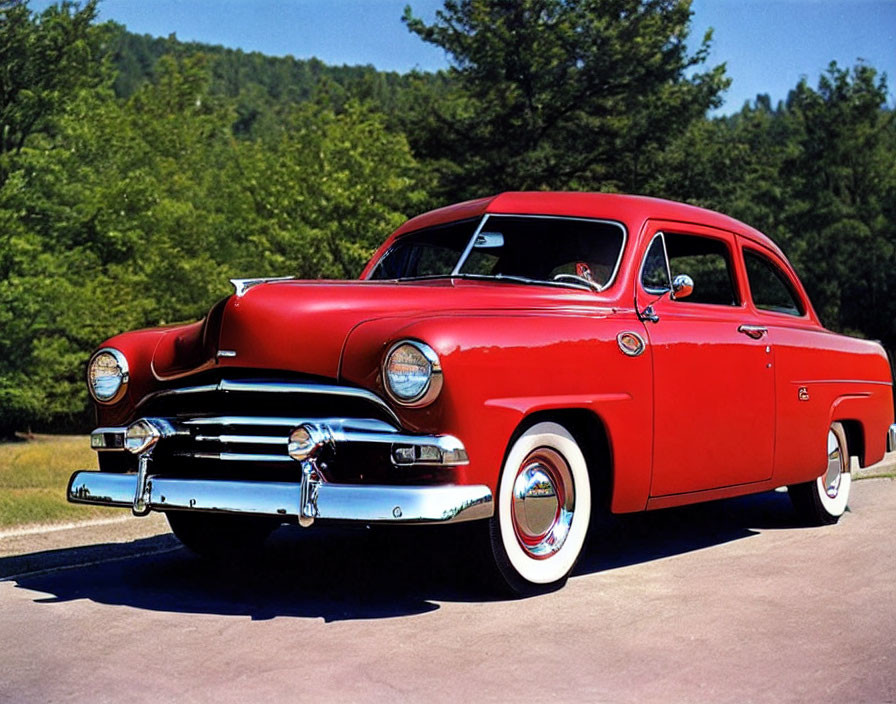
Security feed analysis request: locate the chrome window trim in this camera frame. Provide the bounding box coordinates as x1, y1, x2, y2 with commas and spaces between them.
450, 215, 489, 275
382, 340, 444, 408
638, 232, 673, 296
87, 347, 130, 405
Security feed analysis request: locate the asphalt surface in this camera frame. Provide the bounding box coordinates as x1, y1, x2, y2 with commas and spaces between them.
1, 477, 894, 704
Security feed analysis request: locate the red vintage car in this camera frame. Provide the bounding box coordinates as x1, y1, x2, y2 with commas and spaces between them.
69, 192, 896, 594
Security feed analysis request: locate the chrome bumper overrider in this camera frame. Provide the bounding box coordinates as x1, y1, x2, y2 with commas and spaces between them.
888, 424, 896, 453
68, 470, 493, 525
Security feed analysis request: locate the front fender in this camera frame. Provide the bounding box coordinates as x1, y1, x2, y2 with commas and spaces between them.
340, 312, 653, 511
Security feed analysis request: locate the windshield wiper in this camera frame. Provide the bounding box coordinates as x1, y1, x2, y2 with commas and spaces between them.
386, 273, 601, 292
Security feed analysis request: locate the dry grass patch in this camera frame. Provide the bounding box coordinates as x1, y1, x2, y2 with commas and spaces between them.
0, 435, 116, 529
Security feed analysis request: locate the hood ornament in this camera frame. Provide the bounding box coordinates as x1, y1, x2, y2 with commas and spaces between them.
229, 276, 295, 297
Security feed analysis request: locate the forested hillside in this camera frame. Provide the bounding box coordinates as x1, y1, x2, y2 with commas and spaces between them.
1, 0, 894, 435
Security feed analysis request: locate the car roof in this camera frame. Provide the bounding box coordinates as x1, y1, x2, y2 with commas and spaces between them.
390, 192, 783, 257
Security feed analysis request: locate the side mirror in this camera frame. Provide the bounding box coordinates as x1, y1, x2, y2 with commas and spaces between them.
671, 274, 693, 300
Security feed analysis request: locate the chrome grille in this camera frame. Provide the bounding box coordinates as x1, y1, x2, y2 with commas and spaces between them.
169, 416, 396, 464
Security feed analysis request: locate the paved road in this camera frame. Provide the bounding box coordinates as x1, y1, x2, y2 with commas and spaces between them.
1, 479, 894, 704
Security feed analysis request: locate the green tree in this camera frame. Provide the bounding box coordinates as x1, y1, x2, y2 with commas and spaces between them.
402, 0, 728, 199
648, 63, 896, 349
779, 64, 896, 344
0, 0, 104, 179
0, 46, 427, 434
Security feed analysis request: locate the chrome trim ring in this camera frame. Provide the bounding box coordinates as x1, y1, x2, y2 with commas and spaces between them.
382, 340, 443, 408
823, 428, 845, 498
510, 447, 575, 559
86, 347, 130, 405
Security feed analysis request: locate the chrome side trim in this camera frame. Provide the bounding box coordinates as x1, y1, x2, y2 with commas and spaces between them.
67, 470, 494, 525
888, 424, 896, 453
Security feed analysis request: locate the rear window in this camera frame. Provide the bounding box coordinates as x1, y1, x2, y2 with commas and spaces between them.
743, 249, 805, 316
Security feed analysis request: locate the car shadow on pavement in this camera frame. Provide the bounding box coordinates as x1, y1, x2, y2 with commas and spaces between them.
1, 489, 808, 621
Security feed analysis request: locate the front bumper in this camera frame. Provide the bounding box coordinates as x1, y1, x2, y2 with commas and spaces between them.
68, 469, 493, 525
69, 411, 493, 526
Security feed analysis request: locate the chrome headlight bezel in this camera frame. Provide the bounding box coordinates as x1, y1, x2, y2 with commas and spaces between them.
86, 347, 130, 405
382, 340, 443, 407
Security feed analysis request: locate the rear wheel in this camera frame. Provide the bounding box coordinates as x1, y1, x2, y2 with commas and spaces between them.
788, 422, 851, 525
166, 512, 279, 560
485, 422, 591, 596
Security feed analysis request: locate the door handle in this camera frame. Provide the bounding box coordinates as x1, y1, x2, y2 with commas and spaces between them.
738, 324, 767, 340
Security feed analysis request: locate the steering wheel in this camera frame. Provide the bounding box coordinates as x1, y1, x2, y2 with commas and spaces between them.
552, 273, 602, 291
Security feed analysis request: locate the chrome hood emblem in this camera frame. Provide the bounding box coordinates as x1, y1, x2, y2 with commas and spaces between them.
229, 276, 295, 297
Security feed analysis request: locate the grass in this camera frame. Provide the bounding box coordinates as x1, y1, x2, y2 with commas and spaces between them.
0, 435, 118, 529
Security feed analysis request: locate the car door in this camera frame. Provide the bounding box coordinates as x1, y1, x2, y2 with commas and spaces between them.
638, 221, 775, 496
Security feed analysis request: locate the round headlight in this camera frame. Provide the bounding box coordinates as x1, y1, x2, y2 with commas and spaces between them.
87, 348, 129, 404
383, 340, 442, 407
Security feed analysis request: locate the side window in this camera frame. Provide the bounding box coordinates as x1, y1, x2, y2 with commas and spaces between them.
641, 235, 671, 292
665, 232, 739, 306
743, 249, 805, 316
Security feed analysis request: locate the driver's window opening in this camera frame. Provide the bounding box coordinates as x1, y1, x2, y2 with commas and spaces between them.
641, 232, 740, 306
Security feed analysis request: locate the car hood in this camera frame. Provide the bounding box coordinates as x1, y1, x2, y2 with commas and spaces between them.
150, 278, 612, 381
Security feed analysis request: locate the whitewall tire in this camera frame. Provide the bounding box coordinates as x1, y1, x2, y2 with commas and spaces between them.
487, 422, 591, 594
788, 422, 851, 526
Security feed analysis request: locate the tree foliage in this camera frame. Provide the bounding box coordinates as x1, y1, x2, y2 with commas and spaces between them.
401, 0, 729, 199
0, 0, 104, 176
0, 4, 424, 434
0, 0, 894, 435
649, 63, 896, 342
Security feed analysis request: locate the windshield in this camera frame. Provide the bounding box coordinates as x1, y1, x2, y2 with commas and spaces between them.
368, 214, 626, 290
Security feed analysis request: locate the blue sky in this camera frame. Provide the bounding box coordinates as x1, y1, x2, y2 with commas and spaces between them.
34, 0, 896, 112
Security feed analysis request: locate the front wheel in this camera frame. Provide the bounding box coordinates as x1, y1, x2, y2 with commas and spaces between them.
788, 422, 851, 526
486, 422, 592, 596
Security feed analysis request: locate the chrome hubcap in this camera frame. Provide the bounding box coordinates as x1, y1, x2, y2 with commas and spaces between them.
511, 448, 575, 559
823, 429, 844, 498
